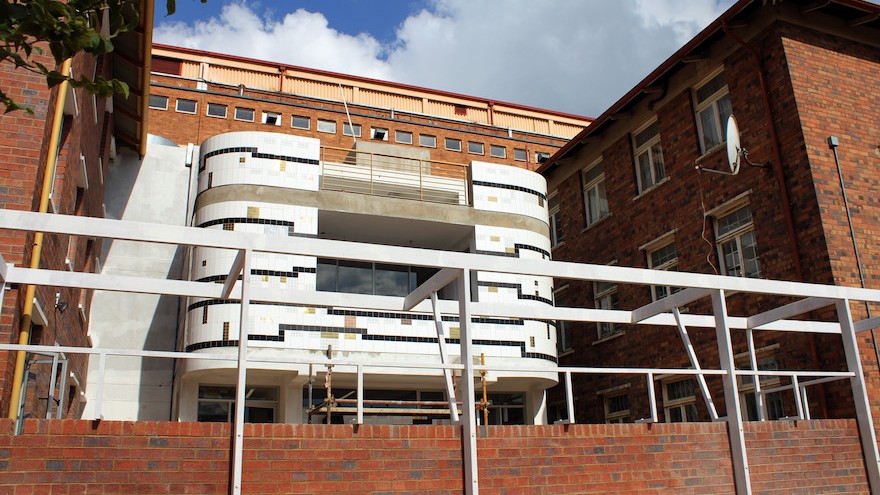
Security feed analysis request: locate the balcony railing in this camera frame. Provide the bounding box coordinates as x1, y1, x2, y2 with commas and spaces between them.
320, 146, 470, 205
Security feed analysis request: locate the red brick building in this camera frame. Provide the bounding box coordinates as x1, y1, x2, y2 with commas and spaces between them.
0, 3, 151, 422
540, 0, 880, 426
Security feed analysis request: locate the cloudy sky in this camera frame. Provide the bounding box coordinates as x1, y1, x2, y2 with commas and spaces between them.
155, 0, 742, 117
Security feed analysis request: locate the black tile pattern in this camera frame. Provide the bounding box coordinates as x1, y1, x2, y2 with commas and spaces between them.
199, 146, 319, 171
197, 217, 295, 229
472, 180, 547, 201
477, 281, 553, 305
475, 243, 550, 260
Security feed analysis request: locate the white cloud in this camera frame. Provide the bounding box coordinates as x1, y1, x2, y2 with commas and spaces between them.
155, 0, 736, 117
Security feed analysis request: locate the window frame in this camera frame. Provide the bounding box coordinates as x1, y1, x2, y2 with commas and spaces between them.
714, 204, 760, 278
604, 391, 630, 424
632, 120, 666, 194
371, 127, 389, 141
468, 141, 485, 155
395, 130, 413, 144
175, 98, 197, 114
206, 103, 227, 118
582, 159, 609, 227
234, 107, 255, 122
514, 149, 528, 162
736, 349, 786, 421
694, 69, 733, 155
645, 235, 680, 301
419, 134, 437, 148
445, 137, 462, 152
148, 95, 168, 110
197, 385, 278, 423
662, 377, 699, 423
291, 115, 310, 130
548, 191, 564, 248
262, 111, 282, 126
594, 279, 622, 339
489, 145, 507, 159
535, 151, 551, 163
317, 119, 337, 134
343, 122, 362, 137
553, 285, 573, 355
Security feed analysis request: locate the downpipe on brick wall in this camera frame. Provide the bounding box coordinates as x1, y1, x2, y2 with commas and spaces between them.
7, 59, 73, 422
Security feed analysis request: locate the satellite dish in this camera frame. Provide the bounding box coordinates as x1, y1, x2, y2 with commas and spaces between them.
726, 115, 742, 174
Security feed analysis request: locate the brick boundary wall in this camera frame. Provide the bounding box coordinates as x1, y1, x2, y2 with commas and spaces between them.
0, 419, 869, 494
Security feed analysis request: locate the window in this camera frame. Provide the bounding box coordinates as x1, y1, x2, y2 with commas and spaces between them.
553, 286, 573, 354
262, 111, 281, 126
695, 70, 733, 153
548, 192, 564, 248
395, 130, 413, 144
604, 392, 630, 423
234, 107, 255, 122
646, 239, 680, 301
419, 134, 436, 148
148, 95, 168, 110
343, 123, 361, 137
197, 385, 277, 423
468, 141, 484, 155
633, 121, 666, 193
371, 127, 388, 141
594, 280, 622, 339
663, 378, 698, 423
582, 160, 609, 226
490, 145, 506, 159
175, 98, 197, 114
535, 151, 551, 163
514, 149, 528, 162
206, 103, 227, 118
291, 115, 310, 130
317, 119, 336, 134
317, 259, 437, 297
716, 205, 760, 278
738, 353, 786, 421
445, 137, 462, 152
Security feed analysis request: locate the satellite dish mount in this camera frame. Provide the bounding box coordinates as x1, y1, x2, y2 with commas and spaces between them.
696, 115, 769, 175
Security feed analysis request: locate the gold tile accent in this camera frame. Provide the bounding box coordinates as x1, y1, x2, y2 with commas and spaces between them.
261, 275, 269, 282
487, 286, 498, 293
239, 156, 246, 163
280, 276, 287, 283
490, 236, 500, 242
345, 333, 356, 340
321, 331, 339, 339
305, 307, 316, 314
487, 196, 498, 202
279, 161, 286, 171
247, 206, 260, 219
505, 247, 515, 253
449, 327, 460, 339
529, 336, 535, 348
402, 319, 412, 325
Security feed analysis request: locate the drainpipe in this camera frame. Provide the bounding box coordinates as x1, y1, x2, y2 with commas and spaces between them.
7, 58, 73, 420
721, 22, 828, 417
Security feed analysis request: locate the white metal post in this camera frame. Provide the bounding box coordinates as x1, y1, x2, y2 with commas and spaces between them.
356, 364, 364, 425
711, 290, 751, 495
564, 371, 575, 424
94, 350, 107, 420
457, 269, 479, 495
746, 330, 765, 421
672, 308, 719, 420
431, 292, 460, 422
791, 375, 804, 420
835, 299, 880, 492
647, 373, 658, 423
231, 248, 251, 495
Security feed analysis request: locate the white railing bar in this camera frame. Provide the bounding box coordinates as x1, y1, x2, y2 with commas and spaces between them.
564, 371, 575, 424
356, 364, 364, 425
792, 375, 804, 420
747, 297, 836, 330
647, 372, 658, 423
94, 351, 107, 420
673, 308, 719, 421
801, 387, 811, 421
746, 329, 765, 421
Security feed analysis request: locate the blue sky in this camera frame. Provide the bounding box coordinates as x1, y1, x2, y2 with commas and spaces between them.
154, 1, 740, 116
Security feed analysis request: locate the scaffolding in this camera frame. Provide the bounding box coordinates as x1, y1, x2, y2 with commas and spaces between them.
1, 209, 879, 495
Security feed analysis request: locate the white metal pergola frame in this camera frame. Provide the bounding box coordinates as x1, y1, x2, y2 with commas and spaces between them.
1, 209, 880, 495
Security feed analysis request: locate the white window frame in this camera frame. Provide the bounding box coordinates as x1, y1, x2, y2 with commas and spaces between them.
175, 98, 197, 114
736, 348, 786, 421
291, 115, 310, 130
715, 204, 760, 278
317, 119, 336, 134
343, 122, 362, 137
468, 141, 484, 155
395, 130, 413, 144
514, 149, 528, 162
370, 127, 388, 141
489, 145, 506, 159
594, 280, 622, 339
662, 377, 699, 423
694, 69, 733, 154
535, 151, 551, 163
633, 120, 666, 193
582, 159, 609, 227
234, 107, 255, 122
148, 95, 168, 110
548, 191, 564, 248
553, 285, 573, 355
445, 137, 462, 152
262, 111, 281, 126
206, 103, 227, 119
419, 134, 436, 148
642, 231, 680, 301
604, 391, 630, 424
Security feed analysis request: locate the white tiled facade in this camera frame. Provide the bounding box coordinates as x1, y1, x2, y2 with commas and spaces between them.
177, 131, 558, 424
